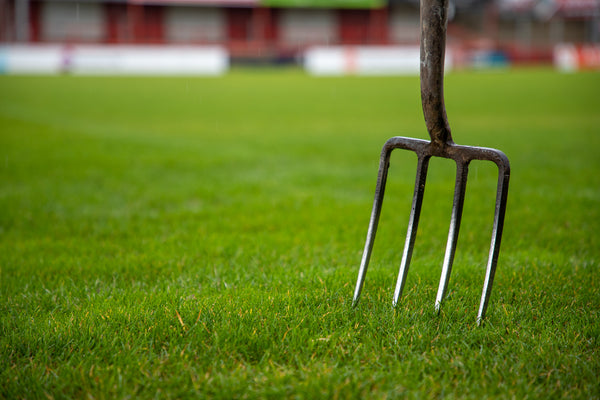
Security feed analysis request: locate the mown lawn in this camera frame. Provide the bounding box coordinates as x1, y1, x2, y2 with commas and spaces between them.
1, 68, 599, 398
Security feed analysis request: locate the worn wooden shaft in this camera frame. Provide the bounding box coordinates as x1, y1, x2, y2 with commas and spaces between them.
420, 0, 453, 146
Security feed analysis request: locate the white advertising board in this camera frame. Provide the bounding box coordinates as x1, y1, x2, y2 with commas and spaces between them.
304, 46, 453, 76
554, 44, 600, 72
0, 45, 229, 75
0, 45, 64, 74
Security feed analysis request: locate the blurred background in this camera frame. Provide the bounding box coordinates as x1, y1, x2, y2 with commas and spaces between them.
0, 0, 599, 74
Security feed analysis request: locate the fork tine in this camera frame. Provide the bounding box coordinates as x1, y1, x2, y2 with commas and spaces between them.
352, 146, 394, 307
435, 160, 469, 313
393, 155, 430, 307
477, 161, 510, 324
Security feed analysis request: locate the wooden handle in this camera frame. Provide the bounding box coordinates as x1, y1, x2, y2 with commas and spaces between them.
420, 0, 453, 145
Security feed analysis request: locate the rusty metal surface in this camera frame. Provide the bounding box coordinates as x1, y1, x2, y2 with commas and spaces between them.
352, 0, 511, 324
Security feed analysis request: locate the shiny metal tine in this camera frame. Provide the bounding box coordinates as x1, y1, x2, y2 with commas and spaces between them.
477, 162, 510, 325
352, 146, 394, 307
435, 160, 469, 313
393, 155, 430, 307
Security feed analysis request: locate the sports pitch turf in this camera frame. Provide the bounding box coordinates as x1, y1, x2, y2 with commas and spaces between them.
1, 68, 599, 398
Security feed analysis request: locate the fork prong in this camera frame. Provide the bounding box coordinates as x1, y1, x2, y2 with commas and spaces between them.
352, 146, 394, 307
393, 155, 430, 307
477, 161, 510, 324
435, 160, 469, 313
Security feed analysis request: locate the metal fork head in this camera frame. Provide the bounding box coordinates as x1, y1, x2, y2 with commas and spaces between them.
350, 0, 510, 324
352, 137, 510, 324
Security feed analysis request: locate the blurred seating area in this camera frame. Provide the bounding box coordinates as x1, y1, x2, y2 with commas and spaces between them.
0, 0, 598, 71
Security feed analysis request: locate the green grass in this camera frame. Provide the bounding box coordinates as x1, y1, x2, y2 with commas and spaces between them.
1, 68, 599, 399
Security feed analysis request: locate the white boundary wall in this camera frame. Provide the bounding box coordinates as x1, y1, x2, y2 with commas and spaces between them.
0, 45, 229, 75
305, 46, 453, 76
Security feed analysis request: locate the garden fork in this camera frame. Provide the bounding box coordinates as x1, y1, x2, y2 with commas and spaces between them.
351, 0, 510, 324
